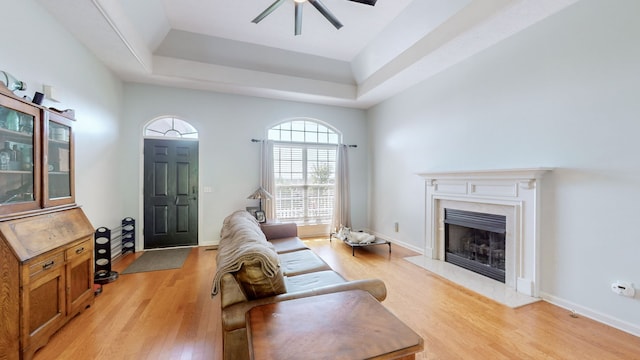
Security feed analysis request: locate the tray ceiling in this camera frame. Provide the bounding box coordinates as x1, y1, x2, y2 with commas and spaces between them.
36, 0, 577, 108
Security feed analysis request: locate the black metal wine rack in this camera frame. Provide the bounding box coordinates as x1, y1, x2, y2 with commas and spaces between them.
94, 227, 113, 282
121, 217, 135, 255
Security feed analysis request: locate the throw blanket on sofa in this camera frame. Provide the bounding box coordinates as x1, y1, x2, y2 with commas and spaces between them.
211, 211, 281, 296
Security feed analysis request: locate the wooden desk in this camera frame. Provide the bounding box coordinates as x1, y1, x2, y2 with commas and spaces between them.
246, 290, 423, 360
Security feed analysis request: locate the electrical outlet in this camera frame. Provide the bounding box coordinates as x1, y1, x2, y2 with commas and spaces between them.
394, 222, 399, 232
611, 281, 635, 297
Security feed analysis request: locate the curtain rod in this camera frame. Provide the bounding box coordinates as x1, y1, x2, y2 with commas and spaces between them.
251, 138, 357, 148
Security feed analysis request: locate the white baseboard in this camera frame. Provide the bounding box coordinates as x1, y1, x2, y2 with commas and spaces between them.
540, 291, 640, 337
367, 230, 424, 254
199, 240, 218, 247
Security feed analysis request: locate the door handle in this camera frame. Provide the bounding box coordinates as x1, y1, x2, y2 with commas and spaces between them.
175, 197, 179, 205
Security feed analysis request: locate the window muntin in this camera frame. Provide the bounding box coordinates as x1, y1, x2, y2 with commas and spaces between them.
269, 120, 339, 225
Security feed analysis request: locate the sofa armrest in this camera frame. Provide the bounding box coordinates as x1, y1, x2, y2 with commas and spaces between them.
221, 278, 387, 331
260, 222, 297, 240
219, 273, 248, 308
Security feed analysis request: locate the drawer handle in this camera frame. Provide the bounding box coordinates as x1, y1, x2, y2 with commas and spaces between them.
42, 260, 55, 270
75, 247, 85, 254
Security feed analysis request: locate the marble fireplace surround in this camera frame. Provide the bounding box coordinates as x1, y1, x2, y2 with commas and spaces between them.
416, 168, 551, 303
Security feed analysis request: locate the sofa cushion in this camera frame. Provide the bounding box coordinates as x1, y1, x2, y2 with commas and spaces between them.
235, 259, 286, 299
284, 270, 346, 293
260, 222, 297, 240
278, 250, 331, 276
269, 236, 308, 254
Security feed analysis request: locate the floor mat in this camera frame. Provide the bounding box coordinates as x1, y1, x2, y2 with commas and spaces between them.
121, 248, 192, 274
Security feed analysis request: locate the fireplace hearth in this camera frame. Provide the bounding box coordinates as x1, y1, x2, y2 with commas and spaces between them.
444, 209, 506, 283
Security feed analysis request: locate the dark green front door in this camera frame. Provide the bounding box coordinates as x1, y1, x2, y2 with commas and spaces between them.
143, 139, 198, 249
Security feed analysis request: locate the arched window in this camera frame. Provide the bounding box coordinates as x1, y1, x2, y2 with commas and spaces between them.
144, 116, 198, 139
268, 119, 340, 225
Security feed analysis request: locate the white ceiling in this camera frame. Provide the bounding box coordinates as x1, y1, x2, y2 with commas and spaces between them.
36, 0, 577, 108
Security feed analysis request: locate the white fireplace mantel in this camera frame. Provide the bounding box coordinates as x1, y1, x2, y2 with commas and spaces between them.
419, 168, 551, 184
418, 168, 552, 297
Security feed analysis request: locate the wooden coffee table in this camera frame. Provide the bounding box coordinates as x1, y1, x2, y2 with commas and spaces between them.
246, 290, 423, 360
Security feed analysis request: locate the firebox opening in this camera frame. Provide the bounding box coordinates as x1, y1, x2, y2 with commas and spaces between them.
444, 209, 506, 283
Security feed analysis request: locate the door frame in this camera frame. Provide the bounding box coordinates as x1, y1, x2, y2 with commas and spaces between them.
138, 122, 201, 251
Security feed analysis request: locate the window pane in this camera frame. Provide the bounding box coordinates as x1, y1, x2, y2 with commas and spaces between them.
281, 130, 291, 142
172, 119, 197, 134
268, 129, 280, 141
306, 132, 318, 143
147, 117, 172, 133
274, 146, 304, 185
291, 131, 305, 142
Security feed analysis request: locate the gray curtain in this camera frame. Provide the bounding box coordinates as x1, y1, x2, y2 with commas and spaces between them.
260, 140, 276, 219
331, 144, 351, 231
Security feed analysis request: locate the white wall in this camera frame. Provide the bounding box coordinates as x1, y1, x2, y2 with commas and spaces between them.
368, 0, 640, 335
121, 83, 368, 247
0, 0, 124, 229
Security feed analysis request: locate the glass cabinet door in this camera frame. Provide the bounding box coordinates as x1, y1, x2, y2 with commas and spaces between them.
0, 96, 40, 215
44, 112, 75, 207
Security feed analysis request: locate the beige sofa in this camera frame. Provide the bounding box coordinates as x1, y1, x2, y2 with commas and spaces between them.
212, 210, 387, 360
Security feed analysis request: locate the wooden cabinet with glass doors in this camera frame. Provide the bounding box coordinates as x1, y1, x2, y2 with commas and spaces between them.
0, 91, 75, 217
0, 87, 92, 360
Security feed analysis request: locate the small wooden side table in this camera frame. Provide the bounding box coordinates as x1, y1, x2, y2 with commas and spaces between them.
246, 290, 423, 360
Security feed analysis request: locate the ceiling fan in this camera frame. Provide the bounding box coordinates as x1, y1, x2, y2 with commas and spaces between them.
252, 0, 378, 36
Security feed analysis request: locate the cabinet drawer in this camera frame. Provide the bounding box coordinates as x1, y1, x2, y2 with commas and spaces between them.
66, 238, 92, 261
28, 252, 65, 279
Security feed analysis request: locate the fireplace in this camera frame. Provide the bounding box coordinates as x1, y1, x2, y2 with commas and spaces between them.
418, 168, 551, 298
444, 209, 506, 283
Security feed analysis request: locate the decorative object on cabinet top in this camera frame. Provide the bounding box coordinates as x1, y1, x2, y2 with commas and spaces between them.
0, 70, 27, 93
49, 107, 75, 119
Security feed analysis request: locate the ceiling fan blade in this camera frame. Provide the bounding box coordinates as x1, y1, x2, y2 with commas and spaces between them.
348, 0, 377, 5
308, 0, 343, 29
252, 0, 287, 24
295, 2, 303, 35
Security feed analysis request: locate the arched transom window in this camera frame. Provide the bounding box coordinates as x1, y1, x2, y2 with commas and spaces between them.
268, 119, 340, 225
268, 120, 339, 144
144, 117, 198, 139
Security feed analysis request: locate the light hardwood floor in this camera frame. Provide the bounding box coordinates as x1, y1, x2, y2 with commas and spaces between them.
33, 238, 640, 359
